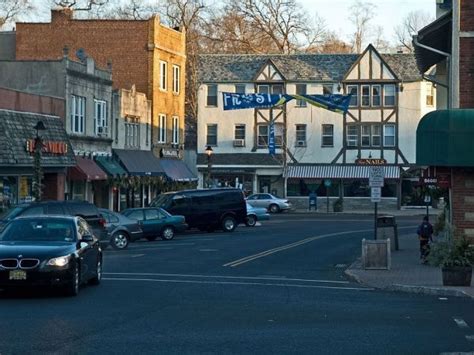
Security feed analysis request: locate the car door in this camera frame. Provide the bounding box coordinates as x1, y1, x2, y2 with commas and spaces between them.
76, 219, 97, 280
144, 209, 163, 236
124, 209, 146, 236
246, 194, 259, 208
258, 194, 273, 209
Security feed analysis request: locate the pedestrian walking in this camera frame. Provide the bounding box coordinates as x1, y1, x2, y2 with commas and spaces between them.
417, 216, 433, 264
308, 190, 317, 211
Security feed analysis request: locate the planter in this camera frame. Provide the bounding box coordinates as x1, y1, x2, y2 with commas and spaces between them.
441, 266, 472, 286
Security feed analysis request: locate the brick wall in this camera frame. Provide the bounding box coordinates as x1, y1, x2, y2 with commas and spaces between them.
43, 173, 66, 201
451, 168, 474, 242
459, 38, 474, 108
460, 0, 474, 31
16, 10, 150, 95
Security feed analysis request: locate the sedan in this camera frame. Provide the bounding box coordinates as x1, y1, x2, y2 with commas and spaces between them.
121, 208, 187, 241
245, 203, 270, 227
246, 193, 292, 213
99, 208, 144, 250
0, 216, 102, 297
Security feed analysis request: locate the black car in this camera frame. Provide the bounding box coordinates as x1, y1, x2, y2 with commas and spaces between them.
99, 208, 144, 249
0, 216, 102, 296
149, 188, 247, 232
0, 200, 109, 249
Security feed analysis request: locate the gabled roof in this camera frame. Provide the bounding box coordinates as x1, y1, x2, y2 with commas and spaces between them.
198, 50, 422, 83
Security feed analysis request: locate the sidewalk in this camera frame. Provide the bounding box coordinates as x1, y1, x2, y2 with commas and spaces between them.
289, 207, 440, 217
345, 234, 474, 298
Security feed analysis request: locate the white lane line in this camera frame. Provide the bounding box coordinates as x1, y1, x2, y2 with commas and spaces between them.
103, 277, 372, 291
465, 335, 474, 342
103, 272, 350, 284
199, 249, 218, 252
223, 225, 417, 268
130, 254, 145, 258
453, 318, 470, 329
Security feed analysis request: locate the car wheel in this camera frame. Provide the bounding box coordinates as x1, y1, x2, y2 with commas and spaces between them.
269, 204, 280, 213
89, 258, 102, 285
146, 235, 157, 241
161, 226, 175, 241
111, 231, 129, 250
64, 263, 80, 297
222, 216, 237, 232
245, 215, 257, 227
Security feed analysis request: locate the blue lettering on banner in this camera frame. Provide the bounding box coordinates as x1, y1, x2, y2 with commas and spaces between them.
268, 120, 275, 155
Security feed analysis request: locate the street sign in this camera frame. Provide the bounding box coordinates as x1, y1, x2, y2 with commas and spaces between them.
371, 187, 381, 203
424, 195, 431, 204
324, 179, 331, 187
369, 166, 385, 187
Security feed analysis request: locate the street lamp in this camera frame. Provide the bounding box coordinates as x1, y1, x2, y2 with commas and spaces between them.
33, 120, 46, 201
205, 145, 213, 188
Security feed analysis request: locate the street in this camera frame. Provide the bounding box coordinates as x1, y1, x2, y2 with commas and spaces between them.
0, 214, 473, 354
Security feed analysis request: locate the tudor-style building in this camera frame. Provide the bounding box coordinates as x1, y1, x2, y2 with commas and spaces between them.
196, 45, 435, 209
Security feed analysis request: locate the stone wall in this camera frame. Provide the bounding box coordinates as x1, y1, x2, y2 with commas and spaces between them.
287, 196, 398, 212
451, 168, 474, 242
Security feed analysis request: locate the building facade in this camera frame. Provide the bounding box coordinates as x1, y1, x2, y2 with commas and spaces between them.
197, 45, 434, 209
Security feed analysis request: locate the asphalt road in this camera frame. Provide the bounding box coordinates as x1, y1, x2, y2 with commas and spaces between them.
0, 214, 473, 354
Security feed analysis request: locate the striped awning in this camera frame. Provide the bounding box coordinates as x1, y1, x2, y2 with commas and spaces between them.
284, 165, 400, 179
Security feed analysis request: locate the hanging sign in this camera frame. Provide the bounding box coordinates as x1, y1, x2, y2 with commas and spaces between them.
26, 139, 68, 155
268, 121, 276, 155
369, 166, 385, 187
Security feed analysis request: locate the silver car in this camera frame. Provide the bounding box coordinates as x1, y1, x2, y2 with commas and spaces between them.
246, 193, 291, 213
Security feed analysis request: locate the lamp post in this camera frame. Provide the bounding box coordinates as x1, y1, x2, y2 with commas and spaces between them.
33, 121, 46, 201
205, 145, 213, 188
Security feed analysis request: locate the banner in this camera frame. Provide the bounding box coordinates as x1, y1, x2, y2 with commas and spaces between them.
268, 120, 275, 155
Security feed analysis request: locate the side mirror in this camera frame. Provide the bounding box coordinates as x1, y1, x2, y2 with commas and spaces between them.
82, 234, 94, 243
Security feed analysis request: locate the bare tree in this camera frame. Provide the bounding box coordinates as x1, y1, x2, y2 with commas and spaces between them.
313, 31, 352, 54
0, 0, 34, 29
394, 10, 433, 52
348, 0, 375, 53
53, 0, 108, 11
372, 25, 392, 53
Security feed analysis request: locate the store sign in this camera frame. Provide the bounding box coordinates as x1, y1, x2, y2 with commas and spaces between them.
356, 158, 387, 165
26, 139, 68, 155
419, 174, 451, 188
160, 148, 181, 159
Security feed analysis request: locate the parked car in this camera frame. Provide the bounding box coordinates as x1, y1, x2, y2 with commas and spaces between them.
0, 216, 102, 296
0, 200, 109, 249
245, 203, 270, 227
149, 188, 247, 232
246, 193, 292, 213
99, 208, 143, 250
121, 207, 187, 241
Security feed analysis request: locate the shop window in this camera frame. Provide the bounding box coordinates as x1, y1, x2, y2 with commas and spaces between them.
207, 84, 218, 106
384, 84, 396, 106
206, 124, 218, 146
295, 84, 307, 107
72, 182, 85, 201
0, 176, 18, 210
346, 125, 358, 147
344, 181, 370, 197
347, 85, 358, 107
286, 179, 340, 197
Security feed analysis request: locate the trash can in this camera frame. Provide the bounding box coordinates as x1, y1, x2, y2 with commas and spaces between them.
376, 215, 399, 251
362, 238, 391, 270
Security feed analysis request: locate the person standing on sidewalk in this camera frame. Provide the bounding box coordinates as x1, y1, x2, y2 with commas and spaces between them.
417, 216, 433, 263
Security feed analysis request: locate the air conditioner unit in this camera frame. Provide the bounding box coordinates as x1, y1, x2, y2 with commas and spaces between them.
233, 139, 245, 147
296, 140, 306, 147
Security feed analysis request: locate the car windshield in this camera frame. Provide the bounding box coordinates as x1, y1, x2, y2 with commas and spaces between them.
0, 206, 25, 220
0, 219, 76, 242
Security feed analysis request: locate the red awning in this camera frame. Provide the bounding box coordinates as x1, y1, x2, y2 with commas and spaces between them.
69, 157, 108, 181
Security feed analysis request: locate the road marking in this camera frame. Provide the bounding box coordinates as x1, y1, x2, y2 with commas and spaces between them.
465, 335, 474, 342
439, 297, 448, 301
103, 277, 372, 291
199, 249, 218, 252
453, 318, 470, 329
223, 225, 416, 267
130, 254, 145, 258
103, 272, 351, 284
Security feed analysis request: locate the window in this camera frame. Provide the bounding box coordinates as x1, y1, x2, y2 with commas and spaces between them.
360, 124, 381, 147
347, 85, 358, 107
234, 124, 245, 140
257, 85, 269, 94
125, 116, 140, 148
361, 125, 371, 147
322, 124, 334, 147
158, 114, 166, 143
257, 124, 283, 147
384, 124, 396, 147
361, 85, 370, 107
347, 125, 358, 147
206, 124, 217, 146
323, 84, 333, 95
426, 83, 434, 106
172, 65, 180, 94
207, 84, 217, 106
70, 95, 85, 134
295, 84, 307, 107
172, 116, 179, 144
145, 209, 160, 220
115, 117, 119, 143
94, 99, 107, 136
384, 84, 396, 106
271, 84, 284, 94
372, 125, 381, 146
126, 210, 143, 221
146, 123, 149, 146
257, 84, 284, 94
160, 61, 167, 91
372, 85, 381, 107
295, 124, 306, 146
235, 84, 246, 94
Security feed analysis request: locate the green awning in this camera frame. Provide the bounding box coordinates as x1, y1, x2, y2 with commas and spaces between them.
95, 156, 127, 176
416, 109, 474, 167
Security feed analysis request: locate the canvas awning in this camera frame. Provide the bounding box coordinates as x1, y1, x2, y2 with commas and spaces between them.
114, 149, 164, 176
284, 165, 400, 179
69, 157, 108, 181
160, 159, 197, 182
95, 156, 127, 177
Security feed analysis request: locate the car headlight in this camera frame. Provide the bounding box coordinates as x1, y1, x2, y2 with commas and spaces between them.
47, 255, 71, 267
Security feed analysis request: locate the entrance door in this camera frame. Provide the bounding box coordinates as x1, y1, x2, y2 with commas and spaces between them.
259, 177, 271, 194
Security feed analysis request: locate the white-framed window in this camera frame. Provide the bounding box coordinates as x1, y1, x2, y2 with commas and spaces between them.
206, 124, 217, 146
372, 125, 381, 146
295, 84, 307, 107
125, 116, 139, 148
172, 116, 179, 144
257, 84, 284, 94
172, 65, 180, 94
94, 99, 107, 136
295, 124, 306, 146
257, 85, 269, 94
384, 124, 396, 147
372, 85, 381, 107
361, 85, 370, 107
235, 84, 246, 94
360, 124, 382, 147
158, 114, 166, 143
71, 95, 85, 134
426, 83, 434, 106
160, 60, 168, 91
257, 123, 283, 147
347, 85, 358, 107
207, 84, 217, 106
384, 84, 396, 106
322, 124, 334, 147
347, 125, 358, 147
234, 124, 245, 140
361, 125, 371, 147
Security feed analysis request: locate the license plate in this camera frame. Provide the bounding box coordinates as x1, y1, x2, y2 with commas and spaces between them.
9, 270, 27, 280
